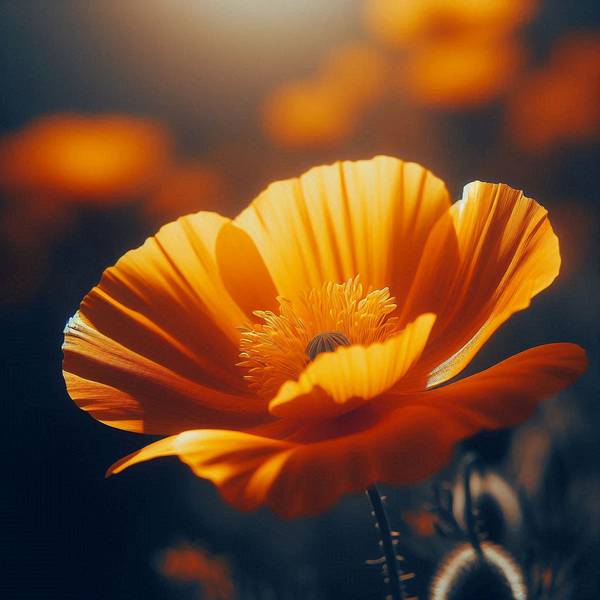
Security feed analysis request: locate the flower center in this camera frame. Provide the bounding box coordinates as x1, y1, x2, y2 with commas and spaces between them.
305, 331, 351, 361
238, 276, 398, 398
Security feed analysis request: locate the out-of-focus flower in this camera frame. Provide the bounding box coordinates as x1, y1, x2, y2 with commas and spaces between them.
402, 36, 524, 108
262, 41, 387, 148
404, 509, 437, 536
159, 542, 234, 600
430, 542, 527, 599
364, 0, 535, 108
0, 114, 173, 202
262, 78, 358, 148
63, 156, 586, 517
364, 0, 536, 48
145, 160, 230, 223
319, 41, 388, 109
506, 35, 600, 150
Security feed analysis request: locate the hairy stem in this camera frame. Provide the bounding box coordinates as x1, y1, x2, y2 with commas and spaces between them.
366, 485, 405, 600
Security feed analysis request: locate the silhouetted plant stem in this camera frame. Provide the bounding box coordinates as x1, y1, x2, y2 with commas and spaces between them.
366, 485, 405, 600
462, 454, 484, 557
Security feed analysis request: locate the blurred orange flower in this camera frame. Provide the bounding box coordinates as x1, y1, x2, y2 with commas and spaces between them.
63, 156, 586, 517
364, 0, 536, 47
159, 542, 234, 600
262, 42, 387, 148
364, 0, 534, 107
320, 41, 388, 110
402, 36, 524, 108
262, 78, 358, 148
0, 114, 173, 202
403, 509, 437, 536
507, 35, 600, 150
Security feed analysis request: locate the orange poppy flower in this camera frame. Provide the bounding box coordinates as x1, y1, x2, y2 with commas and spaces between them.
63, 156, 586, 517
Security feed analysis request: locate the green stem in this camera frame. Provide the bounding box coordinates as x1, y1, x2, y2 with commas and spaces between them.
366, 485, 405, 600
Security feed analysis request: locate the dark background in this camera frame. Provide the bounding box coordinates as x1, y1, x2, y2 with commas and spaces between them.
2, 1, 599, 599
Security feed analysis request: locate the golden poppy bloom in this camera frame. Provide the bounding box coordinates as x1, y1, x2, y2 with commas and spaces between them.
0, 114, 173, 202
63, 156, 586, 517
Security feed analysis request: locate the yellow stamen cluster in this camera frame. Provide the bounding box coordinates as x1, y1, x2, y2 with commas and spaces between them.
238, 276, 399, 398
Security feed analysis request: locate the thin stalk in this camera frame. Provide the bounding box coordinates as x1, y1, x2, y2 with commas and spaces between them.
462, 455, 484, 558
366, 485, 405, 600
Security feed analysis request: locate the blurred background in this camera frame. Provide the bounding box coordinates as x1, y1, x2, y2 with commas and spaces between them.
2, 1, 599, 598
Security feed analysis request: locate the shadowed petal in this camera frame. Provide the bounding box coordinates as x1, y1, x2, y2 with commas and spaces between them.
107, 343, 585, 517
411, 343, 587, 428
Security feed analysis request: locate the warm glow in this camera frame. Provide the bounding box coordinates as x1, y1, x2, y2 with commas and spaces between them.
262, 79, 356, 148
403, 36, 524, 107
364, 0, 537, 47
319, 41, 388, 108
0, 114, 173, 202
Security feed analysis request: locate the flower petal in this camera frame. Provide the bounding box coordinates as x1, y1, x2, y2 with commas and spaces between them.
108, 344, 585, 517
235, 156, 451, 301
106, 408, 456, 517
399, 181, 561, 386
268, 313, 436, 419
215, 221, 279, 316
64, 314, 271, 433
412, 343, 587, 429
63, 212, 275, 434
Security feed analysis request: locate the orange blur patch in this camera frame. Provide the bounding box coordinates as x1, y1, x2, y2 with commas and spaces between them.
507, 35, 600, 150
403, 509, 437, 536
403, 36, 524, 108
364, 0, 536, 47
364, 0, 535, 108
0, 114, 173, 202
262, 78, 357, 148
262, 41, 387, 148
320, 41, 388, 109
145, 160, 229, 222
159, 542, 234, 600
